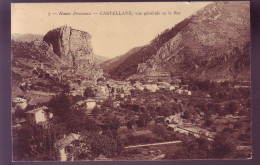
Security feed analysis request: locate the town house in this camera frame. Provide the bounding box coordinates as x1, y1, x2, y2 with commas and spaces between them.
85, 98, 97, 110
54, 133, 81, 161
25, 106, 53, 129
13, 97, 28, 110
143, 84, 158, 92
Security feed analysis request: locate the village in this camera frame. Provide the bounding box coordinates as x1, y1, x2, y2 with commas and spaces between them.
11, 71, 252, 161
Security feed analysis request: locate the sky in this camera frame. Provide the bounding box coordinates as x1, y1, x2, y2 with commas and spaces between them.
11, 2, 211, 58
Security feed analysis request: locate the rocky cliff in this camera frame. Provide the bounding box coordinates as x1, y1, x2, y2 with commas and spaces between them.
108, 1, 250, 82
43, 26, 96, 71
42, 25, 103, 79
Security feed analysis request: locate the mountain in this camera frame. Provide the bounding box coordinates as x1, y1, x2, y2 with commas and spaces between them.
11, 33, 44, 42
100, 47, 142, 73
107, 1, 250, 82
12, 26, 104, 103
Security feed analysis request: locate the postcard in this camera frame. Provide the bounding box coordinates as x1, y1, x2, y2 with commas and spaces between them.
11, 1, 251, 161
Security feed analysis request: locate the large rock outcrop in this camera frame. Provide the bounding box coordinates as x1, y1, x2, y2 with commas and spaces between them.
43, 25, 103, 79
43, 25, 93, 66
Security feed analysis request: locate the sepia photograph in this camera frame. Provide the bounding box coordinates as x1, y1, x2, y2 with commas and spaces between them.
11, 1, 252, 161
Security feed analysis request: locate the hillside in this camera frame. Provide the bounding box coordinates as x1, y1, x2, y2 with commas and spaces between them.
107, 1, 250, 82
12, 26, 104, 104
100, 47, 142, 73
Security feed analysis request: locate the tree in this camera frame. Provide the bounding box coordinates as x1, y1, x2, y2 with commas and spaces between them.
136, 113, 150, 127
181, 78, 187, 85
218, 91, 228, 100
64, 111, 84, 133
92, 106, 102, 119
225, 101, 239, 115
143, 88, 150, 94
160, 94, 167, 101
220, 81, 229, 87
197, 102, 208, 113
64, 109, 87, 133
97, 77, 105, 82
160, 104, 172, 117
191, 86, 199, 91
14, 107, 25, 120
61, 83, 70, 94
213, 103, 221, 114
182, 110, 192, 120
76, 80, 81, 85
152, 124, 167, 139
130, 79, 136, 85
238, 109, 248, 116
102, 98, 113, 108
127, 120, 135, 129
204, 118, 213, 127
196, 80, 211, 91
246, 98, 252, 108
84, 118, 99, 132
170, 136, 211, 159
90, 133, 118, 157
84, 87, 95, 98
14, 124, 34, 159
132, 104, 140, 112
48, 92, 71, 118
103, 115, 121, 132
212, 132, 236, 158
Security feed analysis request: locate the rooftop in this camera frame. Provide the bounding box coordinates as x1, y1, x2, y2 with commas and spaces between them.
54, 133, 81, 150
37, 121, 51, 126
13, 97, 27, 103
85, 98, 96, 102
76, 100, 85, 106
25, 106, 48, 114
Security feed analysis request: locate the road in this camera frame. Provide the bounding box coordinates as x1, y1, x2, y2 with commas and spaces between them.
125, 140, 182, 149
29, 90, 56, 96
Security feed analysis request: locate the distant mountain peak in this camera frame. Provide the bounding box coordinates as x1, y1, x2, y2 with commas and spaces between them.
11, 33, 44, 42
